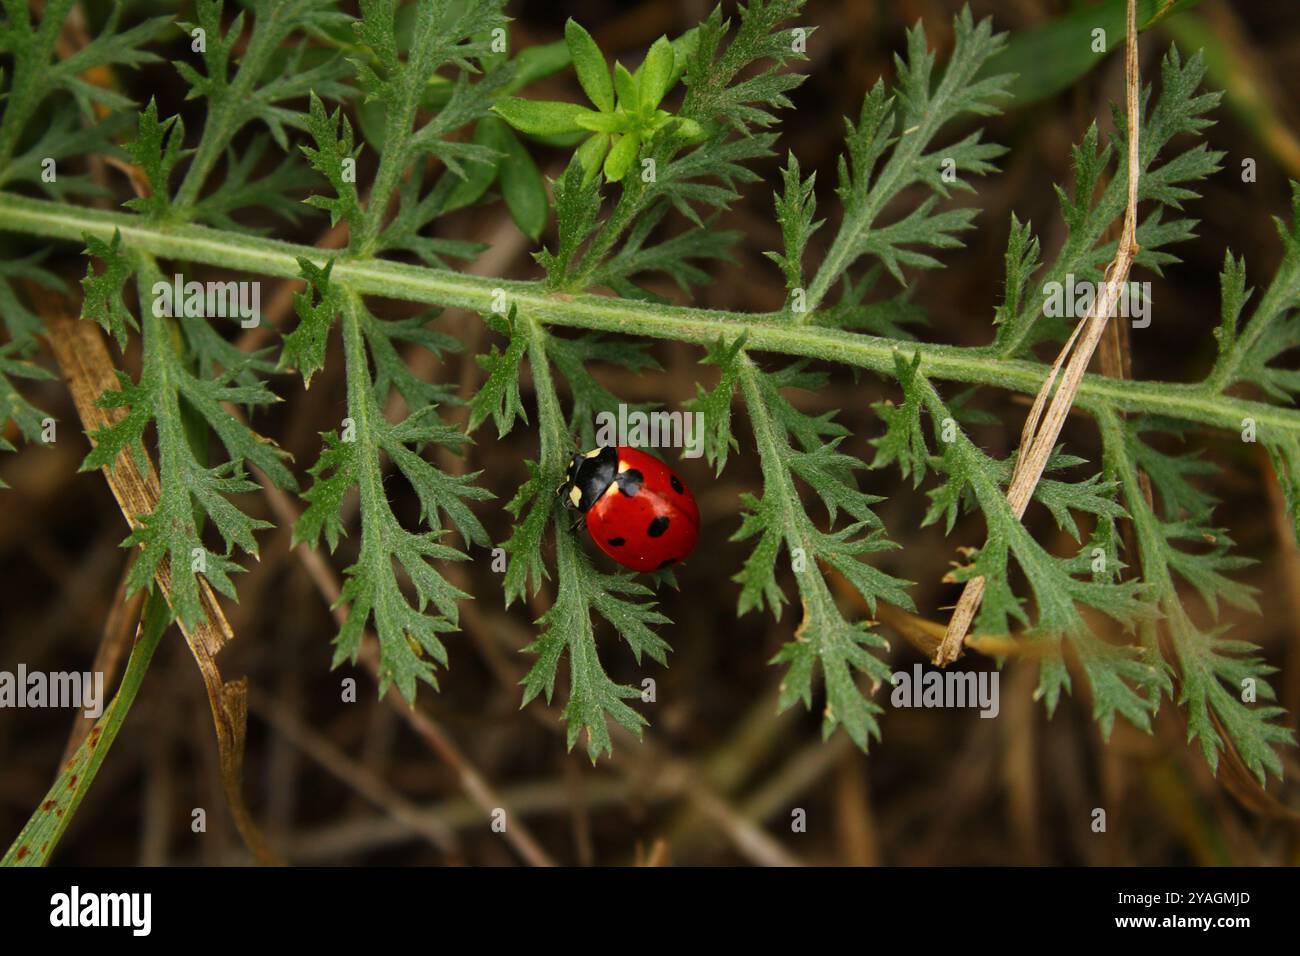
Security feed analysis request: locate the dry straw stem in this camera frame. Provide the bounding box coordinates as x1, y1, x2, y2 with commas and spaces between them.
936, 0, 1143, 665
40, 298, 281, 866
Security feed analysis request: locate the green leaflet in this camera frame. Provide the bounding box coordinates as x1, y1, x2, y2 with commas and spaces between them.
736, 353, 913, 749
994, 48, 1225, 357
346, 0, 508, 256
280, 258, 339, 388
290, 282, 490, 704
80, 253, 293, 631
0, 0, 170, 198
521, 522, 669, 761
124, 98, 187, 220
0, 340, 52, 487
535, 162, 602, 287
0, 248, 60, 475
300, 92, 364, 232
65, 0, 356, 227
1207, 185, 1300, 402
546, 330, 660, 449
468, 306, 529, 438
685, 335, 745, 477
304, 0, 563, 262
1101, 411, 1293, 783
764, 152, 823, 300
493, 17, 700, 185
802, 8, 1012, 317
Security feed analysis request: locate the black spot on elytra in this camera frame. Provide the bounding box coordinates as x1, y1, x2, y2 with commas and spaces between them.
670, 475, 684, 494
607, 536, 626, 547
647, 516, 669, 537
617, 468, 644, 496
657, 557, 677, 570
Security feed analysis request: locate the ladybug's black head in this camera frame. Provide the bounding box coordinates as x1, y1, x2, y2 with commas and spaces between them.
559, 446, 618, 513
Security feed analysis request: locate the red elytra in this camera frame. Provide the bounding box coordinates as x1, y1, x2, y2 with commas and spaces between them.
560, 445, 700, 572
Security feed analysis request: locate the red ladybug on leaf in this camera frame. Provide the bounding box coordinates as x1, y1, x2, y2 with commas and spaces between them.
560, 446, 700, 572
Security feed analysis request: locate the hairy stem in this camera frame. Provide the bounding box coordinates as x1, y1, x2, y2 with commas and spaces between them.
340, 290, 388, 578
174, 4, 291, 214
736, 353, 803, 547
352, 70, 421, 256
1, 192, 1296, 440
566, 164, 652, 291
0, 0, 74, 176
801, 30, 991, 316
1206, 240, 1300, 393
524, 314, 569, 477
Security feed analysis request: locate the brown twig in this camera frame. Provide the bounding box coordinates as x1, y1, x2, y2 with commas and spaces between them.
935, 0, 1143, 665
832, 750, 877, 866
274, 776, 665, 864
637, 839, 671, 867
246, 685, 462, 857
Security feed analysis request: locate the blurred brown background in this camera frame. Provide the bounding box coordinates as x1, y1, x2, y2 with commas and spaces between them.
2, 0, 1299, 866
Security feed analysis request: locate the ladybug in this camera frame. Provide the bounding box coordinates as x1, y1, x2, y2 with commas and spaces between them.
560, 446, 700, 572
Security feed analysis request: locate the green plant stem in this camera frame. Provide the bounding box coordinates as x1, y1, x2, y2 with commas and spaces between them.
173, 7, 289, 215
0, 0, 73, 176
1097, 407, 1172, 598
2, 590, 169, 867
341, 289, 381, 489
802, 63, 977, 316
1, 192, 1295, 440
340, 288, 395, 648
736, 351, 836, 617
524, 314, 568, 477
353, 74, 421, 256
1206, 247, 1300, 392
736, 352, 803, 548
567, 169, 649, 290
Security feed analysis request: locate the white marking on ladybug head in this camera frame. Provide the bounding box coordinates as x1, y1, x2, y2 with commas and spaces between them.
584, 447, 603, 459
569, 486, 583, 508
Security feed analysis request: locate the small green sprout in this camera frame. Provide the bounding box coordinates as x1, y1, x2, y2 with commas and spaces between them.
492, 18, 701, 183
